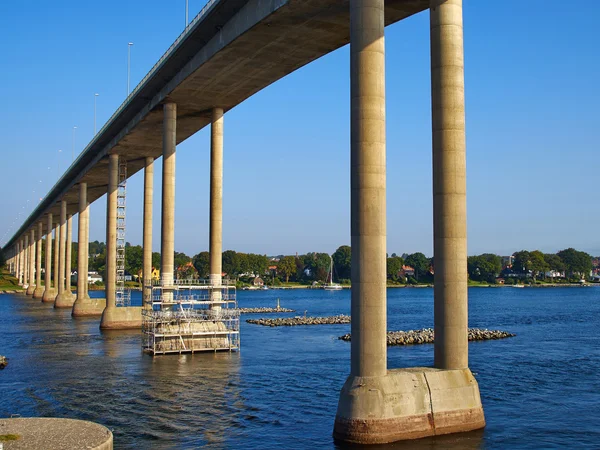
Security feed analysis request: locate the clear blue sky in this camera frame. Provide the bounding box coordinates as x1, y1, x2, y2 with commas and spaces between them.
1, 0, 598, 257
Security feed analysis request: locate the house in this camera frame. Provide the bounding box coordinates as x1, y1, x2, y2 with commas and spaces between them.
399, 265, 415, 277
495, 278, 505, 285
88, 271, 103, 283
252, 277, 264, 287
544, 270, 564, 279
501, 256, 514, 269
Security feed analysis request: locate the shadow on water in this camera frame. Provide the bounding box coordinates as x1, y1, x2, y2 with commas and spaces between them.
335, 429, 484, 450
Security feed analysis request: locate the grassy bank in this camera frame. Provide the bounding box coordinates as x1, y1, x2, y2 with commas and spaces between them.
0, 269, 23, 291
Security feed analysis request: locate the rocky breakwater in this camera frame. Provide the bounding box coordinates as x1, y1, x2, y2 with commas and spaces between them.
338, 328, 515, 345
239, 307, 295, 314
247, 315, 351, 327
0, 355, 8, 369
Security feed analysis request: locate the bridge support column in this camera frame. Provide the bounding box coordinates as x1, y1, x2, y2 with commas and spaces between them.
55, 201, 73, 308
334, 0, 484, 444
209, 107, 223, 310
24, 234, 30, 291
53, 222, 60, 295
142, 157, 154, 308
66, 214, 75, 301
73, 182, 104, 317
20, 238, 25, 286
161, 102, 176, 308
26, 230, 35, 295
33, 222, 44, 298
42, 214, 56, 302
101, 154, 141, 329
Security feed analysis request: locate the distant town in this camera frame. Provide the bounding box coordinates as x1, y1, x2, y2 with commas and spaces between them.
3, 242, 595, 288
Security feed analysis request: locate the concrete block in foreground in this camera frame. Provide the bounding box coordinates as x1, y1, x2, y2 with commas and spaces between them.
333, 368, 485, 444
0, 417, 113, 449
100, 307, 142, 330
72, 298, 106, 317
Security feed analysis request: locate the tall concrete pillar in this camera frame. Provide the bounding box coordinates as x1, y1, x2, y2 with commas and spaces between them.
431, 0, 468, 370
53, 223, 59, 293
209, 107, 224, 310
24, 234, 30, 290
76, 183, 90, 302
20, 238, 25, 286
16, 241, 21, 284
161, 102, 176, 305
142, 157, 154, 307
66, 214, 74, 300
42, 214, 56, 302
33, 222, 44, 298
27, 230, 35, 295
55, 200, 72, 307
101, 153, 142, 328
84, 201, 90, 298
105, 154, 119, 310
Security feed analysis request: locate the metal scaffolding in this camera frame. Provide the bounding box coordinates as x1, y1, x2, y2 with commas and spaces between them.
142, 278, 240, 355
116, 158, 131, 307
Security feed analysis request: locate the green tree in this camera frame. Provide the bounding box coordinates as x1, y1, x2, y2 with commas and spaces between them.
529, 250, 549, 280
125, 245, 143, 278
223, 250, 240, 277
386, 256, 403, 281
404, 253, 429, 281
248, 253, 269, 277
467, 254, 501, 282
513, 250, 533, 274
0, 247, 5, 268
544, 253, 565, 273
192, 251, 210, 279
277, 256, 296, 283
557, 248, 592, 279
332, 245, 352, 280
152, 252, 161, 271
174, 251, 191, 270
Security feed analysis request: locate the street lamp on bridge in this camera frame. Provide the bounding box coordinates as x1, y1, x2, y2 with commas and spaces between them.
127, 42, 134, 95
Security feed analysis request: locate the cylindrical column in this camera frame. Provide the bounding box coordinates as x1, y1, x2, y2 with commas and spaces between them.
349, 0, 387, 378
66, 214, 73, 298
210, 107, 224, 310
53, 223, 59, 292
142, 157, 154, 307
42, 213, 55, 302
20, 239, 25, 285
76, 183, 89, 301
105, 154, 119, 309
24, 234, 30, 289
57, 200, 67, 296
161, 102, 176, 305
33, 222, 44, 298
16, 241, 21, 283
431, 0, 468, 370
84, 201, 90, 298
26, 230, 35, 294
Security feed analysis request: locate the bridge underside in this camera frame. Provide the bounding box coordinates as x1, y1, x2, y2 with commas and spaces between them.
35, 0, 428, 232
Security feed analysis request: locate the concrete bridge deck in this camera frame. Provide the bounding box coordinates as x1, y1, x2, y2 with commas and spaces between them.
5, 0, 428, 244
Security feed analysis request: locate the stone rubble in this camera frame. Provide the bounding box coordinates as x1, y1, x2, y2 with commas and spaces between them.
239, 307, 295, 314
247, 314, 351, 327
338, 327, 515, 345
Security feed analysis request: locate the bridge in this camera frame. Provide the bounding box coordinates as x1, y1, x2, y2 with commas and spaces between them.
2, 0, 484, 444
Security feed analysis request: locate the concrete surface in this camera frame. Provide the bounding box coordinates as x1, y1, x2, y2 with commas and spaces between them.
42, 214, 55, 303
209, 107, 224, 310
431, 0, 468, 370
72, 298, 107, 317
333, 368, 485, 444
0, 417, 113, 450
100, 307, 143, 330
32, 222, 44, 299
142, 157, 154, 306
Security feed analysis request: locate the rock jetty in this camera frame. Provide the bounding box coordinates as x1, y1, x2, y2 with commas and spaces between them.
0, 355, 8, 369
247, 315, 351, 327
338, 328, 515, 345
239, 307, 295, 314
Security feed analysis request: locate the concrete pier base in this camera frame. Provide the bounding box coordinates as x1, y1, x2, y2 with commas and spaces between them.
72, 297, 107, 317
54, 292, 76, 309
33, 285, 45, 299
0, 417, 113, 450
100, 307, 143, 330
333, 368, 485, 444
42, 288, 57, 303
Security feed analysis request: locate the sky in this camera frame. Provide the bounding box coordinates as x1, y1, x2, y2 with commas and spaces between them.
0, 0, 599, 258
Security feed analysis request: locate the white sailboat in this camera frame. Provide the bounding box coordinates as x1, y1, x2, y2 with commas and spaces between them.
323, 256, 342, 290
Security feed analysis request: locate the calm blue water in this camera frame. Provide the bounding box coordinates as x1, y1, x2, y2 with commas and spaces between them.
1, 287, 599, 449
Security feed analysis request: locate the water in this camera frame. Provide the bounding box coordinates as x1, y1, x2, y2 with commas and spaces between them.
1, 287, 599, 449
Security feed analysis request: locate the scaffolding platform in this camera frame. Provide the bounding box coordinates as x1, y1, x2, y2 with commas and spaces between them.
142, 278, 240, 355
